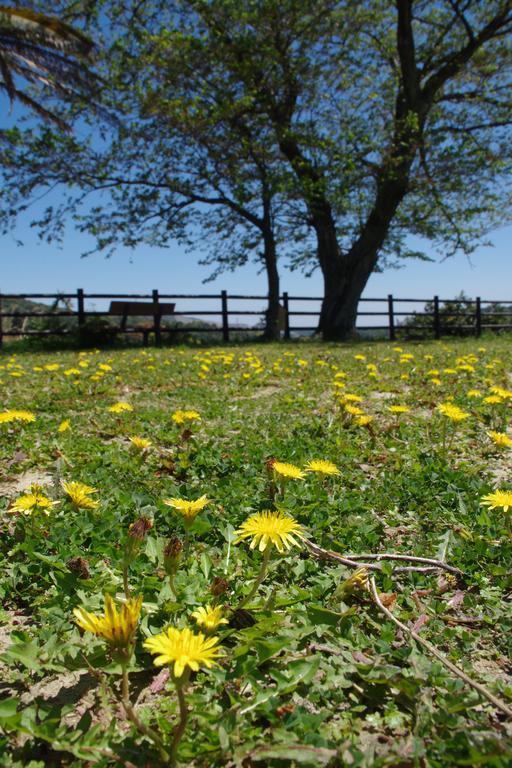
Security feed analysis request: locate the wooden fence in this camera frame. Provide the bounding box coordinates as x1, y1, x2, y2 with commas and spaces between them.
0, 290, 511, 347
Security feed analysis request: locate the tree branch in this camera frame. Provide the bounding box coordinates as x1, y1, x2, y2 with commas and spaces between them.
422, 5, 512, 104
369, 577, 512, 720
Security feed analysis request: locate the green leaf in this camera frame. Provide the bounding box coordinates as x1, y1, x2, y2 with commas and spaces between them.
306, 604, 354, 626
0, 697, 21, 729
2, 638, 41, 671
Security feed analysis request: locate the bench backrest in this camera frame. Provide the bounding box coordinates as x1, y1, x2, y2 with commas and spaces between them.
109, 301, 175, 316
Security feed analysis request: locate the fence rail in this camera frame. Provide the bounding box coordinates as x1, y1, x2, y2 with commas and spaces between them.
1, 290, 511, 347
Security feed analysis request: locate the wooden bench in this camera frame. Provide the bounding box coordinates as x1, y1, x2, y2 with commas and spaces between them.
108, 301, 175, 346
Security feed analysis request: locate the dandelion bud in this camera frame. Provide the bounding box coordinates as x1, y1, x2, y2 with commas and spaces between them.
125, 516, 153, 566
210, 576, 229, 597
180, 428, 193, 443
67, 556, 90, 579
164, 536, 183, 576
128, 516, 153, 542
265, 457, 277, 473
334, 568, 369, 600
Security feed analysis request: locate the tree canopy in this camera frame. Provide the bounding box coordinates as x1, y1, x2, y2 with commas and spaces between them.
1, 0, 511, 338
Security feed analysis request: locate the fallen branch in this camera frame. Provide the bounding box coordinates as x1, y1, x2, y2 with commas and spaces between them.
369, 576, 512, 720
304, 539, 464, 577
344, 552, 463, 577
304, 539, 381, 571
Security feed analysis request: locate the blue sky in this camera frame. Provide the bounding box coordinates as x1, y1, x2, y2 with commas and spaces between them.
2, 216, 511, 302
2, 107, 511, 321
2, 94, 511, 317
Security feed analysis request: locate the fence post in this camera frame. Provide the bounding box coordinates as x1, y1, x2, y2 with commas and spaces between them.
387, 294, 395, 341
221, 290, 229, 342
433, 295, 441, 339
77, 288, 85, 327
282, 292, 291, 340
475, 296, 482, 337
152, 289, 162, 347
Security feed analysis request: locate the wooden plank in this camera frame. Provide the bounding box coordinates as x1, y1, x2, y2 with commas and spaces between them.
108, 301, 175, 315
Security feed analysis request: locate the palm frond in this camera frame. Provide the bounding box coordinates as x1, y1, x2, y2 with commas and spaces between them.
0, 6, 101, 128
0, 35, 101, 89
0, 6, 93, 58
0, 50, 14, 101
0, 81, 68, 130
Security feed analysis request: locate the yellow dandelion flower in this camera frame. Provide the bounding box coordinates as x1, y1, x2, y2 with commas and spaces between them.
437, 403, 470, 422
64, 368, 81, 376
129, 436, 152, 450
304, 459, 341, 477
190, 604, 229, 631
483, 395, 503, 405
74, 594, 142, 649
61, 480, 99, 509
272, 461, 304, 480
480, 490, 512, 513
487, 431, 512, 448
345, 404, 363, 416
143, 626, 222, 678
355, 414, 373, 427
343, 393, 363, 403
467, 390, 482, 399
172, 410, 201, 426
10, 485, 57, 516
108, 402, 133, 413
490, 386, 512, 399
235, 510, 305, 553
388, 405, 410, 414
58, 419, 71, 433
0, 409, 36, 424
163, 494, 209, 521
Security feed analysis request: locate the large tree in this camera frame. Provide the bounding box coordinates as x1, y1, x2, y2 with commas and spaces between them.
1, 0, 313, 340
1, 1, 511, 339
165, 0, 511, 339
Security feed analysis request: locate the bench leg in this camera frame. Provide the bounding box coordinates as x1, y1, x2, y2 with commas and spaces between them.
143, 330, 149, 347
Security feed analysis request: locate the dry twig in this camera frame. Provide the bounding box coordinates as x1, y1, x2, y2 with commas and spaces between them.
304, 539, 464, 577
369, 576, 512, 720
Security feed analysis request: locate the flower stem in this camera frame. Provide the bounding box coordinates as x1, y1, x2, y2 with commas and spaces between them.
237, 546, 272, 610
122, 561, 131, 599
120, 664, 169, 763
183, 527, 191, 553
169, 679, 189, 767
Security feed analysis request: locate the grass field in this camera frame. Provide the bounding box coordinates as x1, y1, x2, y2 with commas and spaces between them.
1, 338, 511, 767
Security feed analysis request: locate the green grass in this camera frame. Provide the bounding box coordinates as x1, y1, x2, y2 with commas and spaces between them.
0, 338, 511, 767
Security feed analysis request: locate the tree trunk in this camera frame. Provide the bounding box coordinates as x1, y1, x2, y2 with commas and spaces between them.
316, 194, 407, 340
316, 145, 414, 340
262, 221, 281, 341
277, 104, 415, 341
318, 260, 373, 341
